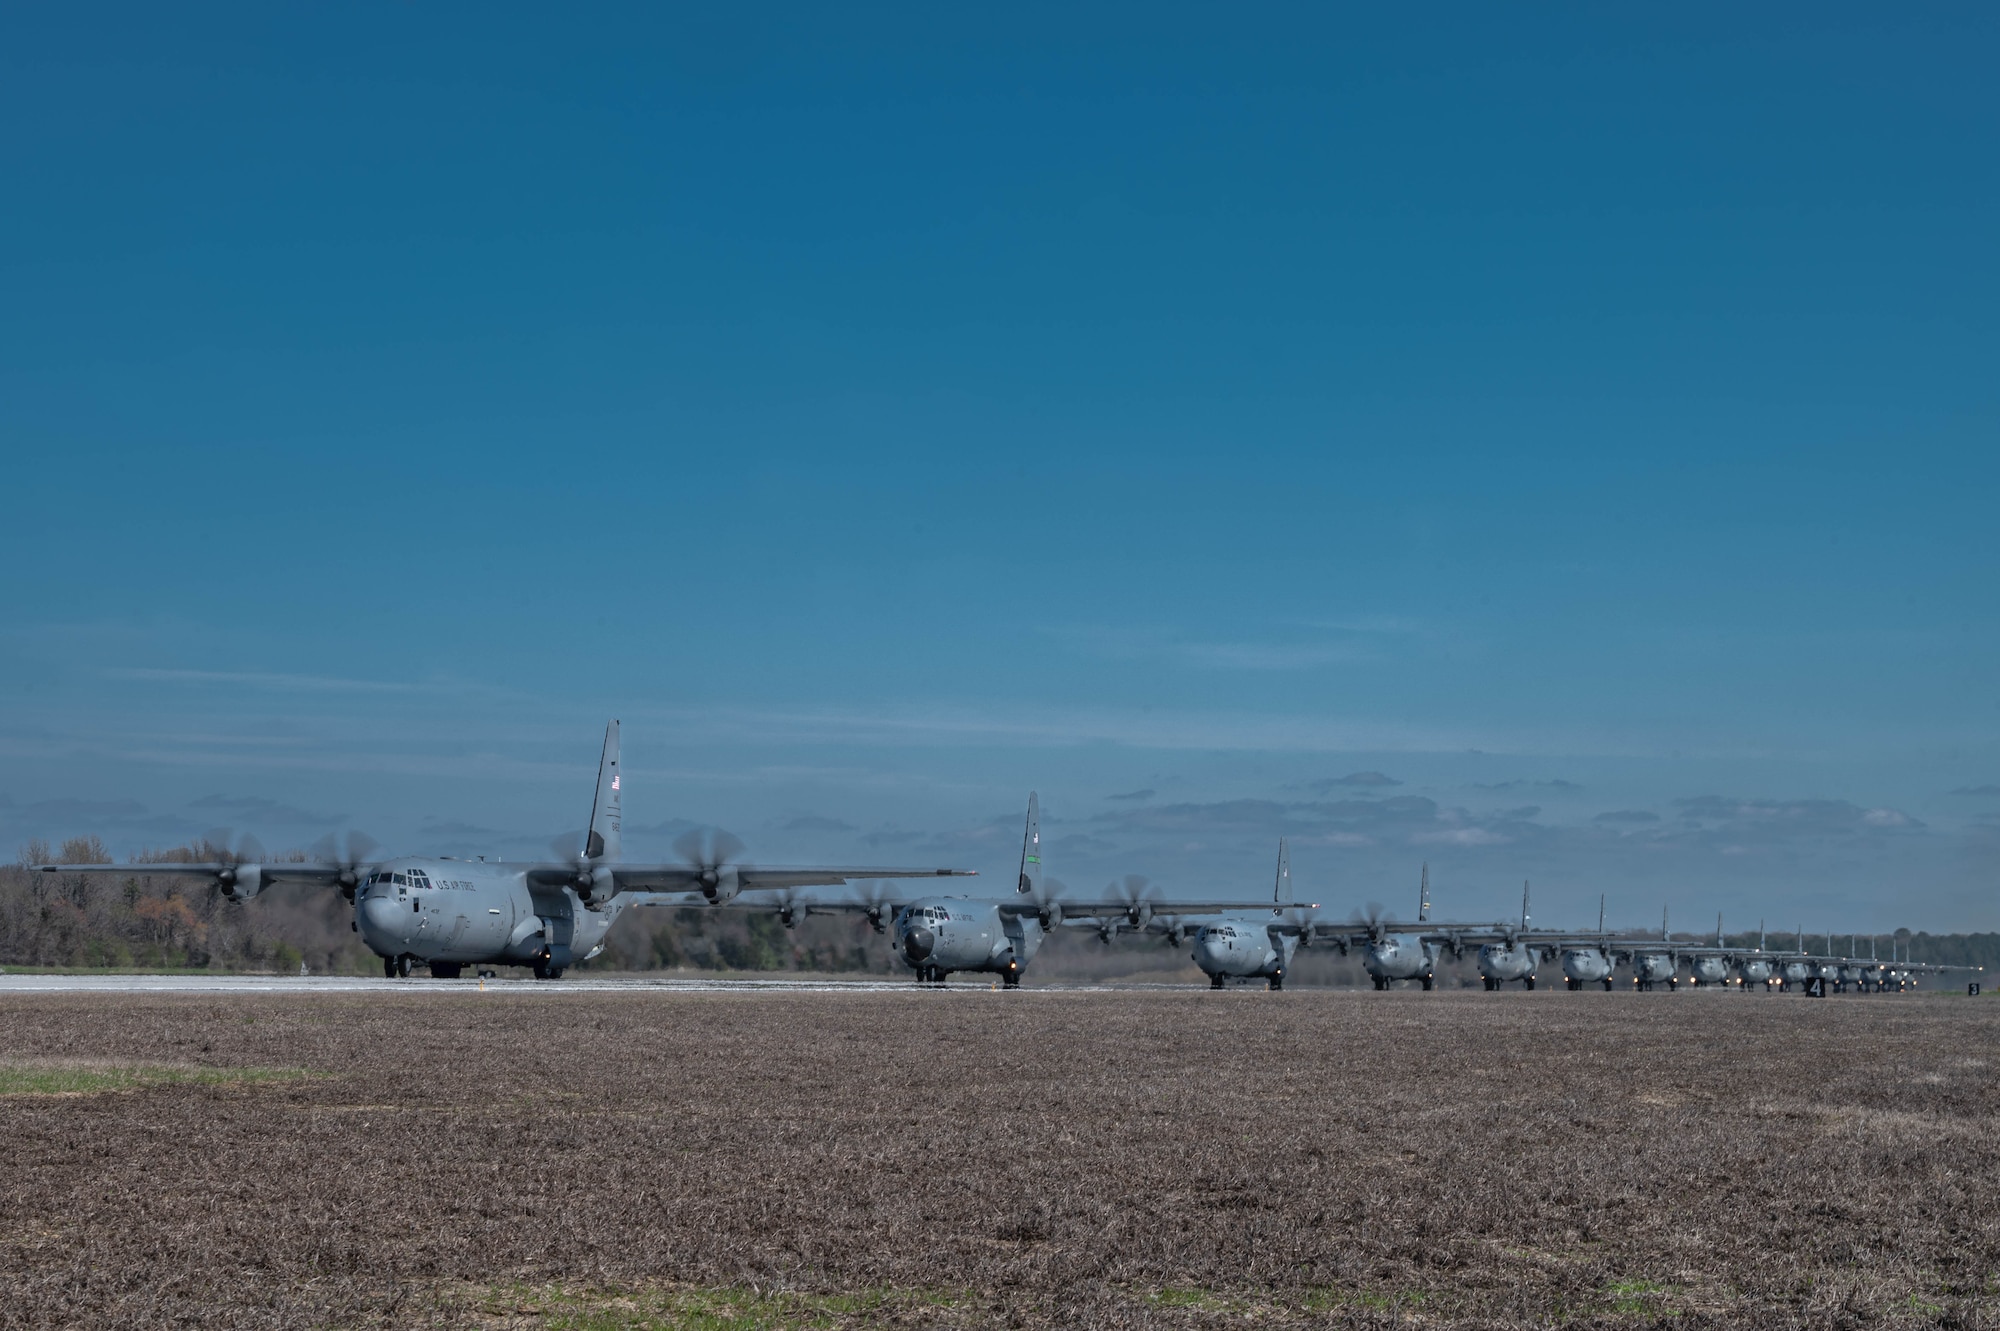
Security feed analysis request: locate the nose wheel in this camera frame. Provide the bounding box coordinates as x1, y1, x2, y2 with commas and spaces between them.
383, 954, 413, 979
1210, 974, 1226, 990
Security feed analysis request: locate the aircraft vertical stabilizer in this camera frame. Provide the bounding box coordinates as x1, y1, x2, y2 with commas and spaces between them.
1017, 792, 1041, 896
1418, 863, 1431, 923
584, 720, 622, 863
1273, 838, 1292, 909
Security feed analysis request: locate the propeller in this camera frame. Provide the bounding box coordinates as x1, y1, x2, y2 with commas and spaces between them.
201, 828, 268, 902
310, 829, 380, 900
1112, 874, 1157, 931
674, 827, 747, 904
1030, 875, 1070, 931
545, 831, 618, 908
1279, 907, 1321, 947
857, 881, 904, 934
774, 888, 809, 929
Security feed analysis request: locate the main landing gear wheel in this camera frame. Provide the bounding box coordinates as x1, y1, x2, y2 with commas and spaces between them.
383, 955, 397, 979
393, 954, 413, 978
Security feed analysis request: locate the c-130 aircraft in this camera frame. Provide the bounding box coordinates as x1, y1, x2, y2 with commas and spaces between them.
35, 722, 973, 979
734, 792, 1294, 986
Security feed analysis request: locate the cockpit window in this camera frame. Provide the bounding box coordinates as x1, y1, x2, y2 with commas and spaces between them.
392, 873, 407, 885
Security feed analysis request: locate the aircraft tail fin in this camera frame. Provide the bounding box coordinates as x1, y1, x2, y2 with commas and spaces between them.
1521, 880, 1531, 933
1418, 863, 1430, 923
1273, 838, 1292, 909
1016, 792, 1041, 896
584, 720, 622, 862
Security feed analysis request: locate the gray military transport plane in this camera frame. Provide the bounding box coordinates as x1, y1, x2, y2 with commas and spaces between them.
1183, 840, 1319, 990
34, 722, 973, 980
751, 793, 1294, 986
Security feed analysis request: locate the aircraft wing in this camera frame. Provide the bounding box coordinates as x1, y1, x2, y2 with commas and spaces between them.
33, 861, 346, 885
1003, 898, 1317, 920
578, 865, 976, 893
1306, 919, 1509, 943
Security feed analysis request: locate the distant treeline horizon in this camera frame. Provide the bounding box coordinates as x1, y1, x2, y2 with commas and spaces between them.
4, 838, 1993, 979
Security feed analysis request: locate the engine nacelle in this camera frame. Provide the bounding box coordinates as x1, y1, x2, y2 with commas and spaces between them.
578, 865, 617, 910
702, 865, 742, 905
219, 864, 265, 902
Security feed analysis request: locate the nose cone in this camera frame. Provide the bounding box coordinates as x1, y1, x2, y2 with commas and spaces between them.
360, 894, 406, 942
903, 927, 935, 962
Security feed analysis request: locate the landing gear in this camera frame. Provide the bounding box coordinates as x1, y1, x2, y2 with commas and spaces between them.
1268, 971, 1284, 991
428, 961, 462, 980
1372, 975, 1387, 991
1483, 977, 1496, 991
1002, 961, 1022, 988
385, 954, 412, 978
383, 955, 397, 979
1566, 977, 1580, 991
1601, 977, 1614, 991
1524, 975, 1536, 991
1420, 975, 1434, 991
531, 953, 564, 981
1668, 978, 1678, 992
1210, 974, 1226, 990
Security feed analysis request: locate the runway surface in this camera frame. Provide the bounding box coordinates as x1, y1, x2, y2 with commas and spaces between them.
0, 972, 1191, 994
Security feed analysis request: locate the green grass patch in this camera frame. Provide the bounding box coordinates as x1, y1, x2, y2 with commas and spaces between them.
0, 1061, 308, 1096
1146, 1287, 1230, 1310
1605, 1278, 1670, 1316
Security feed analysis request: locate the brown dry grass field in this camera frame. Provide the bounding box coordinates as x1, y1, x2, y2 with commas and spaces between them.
2, 988, 1996, 1330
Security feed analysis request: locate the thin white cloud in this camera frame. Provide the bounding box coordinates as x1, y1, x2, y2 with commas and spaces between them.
103, 668, 423, 694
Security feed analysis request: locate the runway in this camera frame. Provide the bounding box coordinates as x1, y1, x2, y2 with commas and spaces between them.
0, 972, 1190, 995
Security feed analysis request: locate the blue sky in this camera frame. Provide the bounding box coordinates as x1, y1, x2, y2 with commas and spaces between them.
3, 4, 1996, 934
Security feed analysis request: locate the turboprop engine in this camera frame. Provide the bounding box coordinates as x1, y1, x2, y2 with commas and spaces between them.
216, 862, 266, 902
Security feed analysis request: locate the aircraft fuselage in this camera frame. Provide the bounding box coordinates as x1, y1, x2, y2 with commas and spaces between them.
1738, 957, 1775, 986
1631, 951, 1676, 989
1364, 935, 1437, 986
1561, 946, 1613, 987
1477, 941, 1537, 987
892, 897, 1044, 982
354, 857, 613, 974
1690, 955, 1730, 985
1191, 917, 1293, 984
